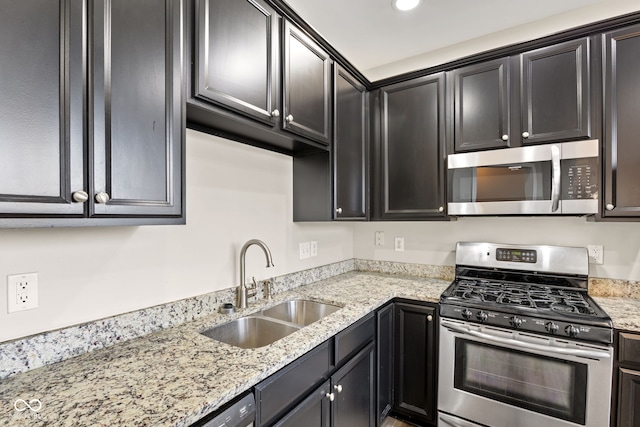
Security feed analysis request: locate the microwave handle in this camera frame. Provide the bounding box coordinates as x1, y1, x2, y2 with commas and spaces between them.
550, 145, 561, 212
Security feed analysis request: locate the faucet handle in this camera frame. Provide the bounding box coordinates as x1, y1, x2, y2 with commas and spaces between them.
251, 277, 258, 289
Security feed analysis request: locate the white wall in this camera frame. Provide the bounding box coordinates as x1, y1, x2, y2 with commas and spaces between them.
353, 218, 640, 281
365, 0, 640, 81
0, 130, 354, 343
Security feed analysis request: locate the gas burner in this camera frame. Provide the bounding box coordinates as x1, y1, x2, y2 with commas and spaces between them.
449, 279, 598, 317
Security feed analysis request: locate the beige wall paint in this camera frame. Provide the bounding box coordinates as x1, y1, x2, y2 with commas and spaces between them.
365, 0, 640, 81
0, 130, 354, 343
353, 218, 640, 281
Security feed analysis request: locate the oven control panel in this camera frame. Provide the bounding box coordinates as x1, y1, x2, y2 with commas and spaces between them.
440, 304, 613, 344
496, 248, 537, 263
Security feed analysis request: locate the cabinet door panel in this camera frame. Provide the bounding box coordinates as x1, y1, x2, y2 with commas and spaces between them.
273, 380, 331, 427
617, 368, 640, 427
91, 0, 183, 217
379, 73, 446, 218
0, 0, 84, 215
376, 303, 394, 424
394, 302, 437, 424
334, 66, 367, 220
194, 0, 278, 124
332, 342, 375, 427
453, 58, 510, 152
283, 22, 331, 145
603, 24, 640, 217
521, 38, 590, 145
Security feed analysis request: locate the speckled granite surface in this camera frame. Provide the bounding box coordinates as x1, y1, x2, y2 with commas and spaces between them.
0, 260, 355, 380
0, 272, 448, 427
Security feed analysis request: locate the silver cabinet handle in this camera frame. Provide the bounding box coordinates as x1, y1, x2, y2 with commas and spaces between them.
522, 131, 530, 138
334, 384, 342, 393
427, 315, 433, 322
550, 145, 561, 213
438, 206, 444, 213
286, 114, 294, 123
72, 191, 89, 203
95, 192, 110, 204
336, 207, 343, 214
606, 204, 615, 211
501, 134, 509, 141
271, 109, 280, 118
326, 392, 335, 402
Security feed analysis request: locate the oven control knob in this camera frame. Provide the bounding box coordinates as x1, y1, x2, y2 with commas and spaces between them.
545, 322, 559, 334
476, 311, 488, 322
565, 325, 580, 338
510, 316, 523, 328
461, 309, 473, 320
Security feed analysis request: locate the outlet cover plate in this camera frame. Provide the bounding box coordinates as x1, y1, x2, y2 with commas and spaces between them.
7, 273, 39, 313
587, 245, 604, 265
394, 237, 405, 252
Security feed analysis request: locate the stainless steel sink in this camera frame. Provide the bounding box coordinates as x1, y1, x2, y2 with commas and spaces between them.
261, 299, 341, 326
201, 316, 300, 349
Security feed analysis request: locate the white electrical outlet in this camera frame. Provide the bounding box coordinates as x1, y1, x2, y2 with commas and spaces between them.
7, 273, 39, 313
394, 237, 404, 252
588, 245, 604, 265
375, 231, 385, 246
310, 241, 318, 257
299, 242, 311, 260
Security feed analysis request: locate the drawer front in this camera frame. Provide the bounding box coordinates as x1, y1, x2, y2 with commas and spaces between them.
334, 313, 375, 366
255, 340, 331, 426
619, 332, 640, 366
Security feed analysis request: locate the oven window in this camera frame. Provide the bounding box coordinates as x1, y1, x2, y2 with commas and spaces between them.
449, 161, 552, 203
454, 339, 587, 424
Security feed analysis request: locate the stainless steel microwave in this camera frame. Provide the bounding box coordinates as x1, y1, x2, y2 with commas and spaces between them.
447, 140, 599, 215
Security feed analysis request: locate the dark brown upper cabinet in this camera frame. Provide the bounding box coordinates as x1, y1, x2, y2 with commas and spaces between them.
187, 0, 331, 154
0, 0, 184, 227
333, 65, 368, 220
373, 73, 447, 220
193, 0, 279, 126
452, 38, 592, 152
452, 57, 511, 152
602, 24, 640, 218
283, 21, 332, 145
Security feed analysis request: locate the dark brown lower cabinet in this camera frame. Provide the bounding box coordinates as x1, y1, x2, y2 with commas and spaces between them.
393, 302, 437, 425
615, 331, 640, 427
273, 380, 331, 427
376, 303, 394, 424
333, 343, 375, 427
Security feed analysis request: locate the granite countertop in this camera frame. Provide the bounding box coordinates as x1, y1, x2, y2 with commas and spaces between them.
0, 272, 449, 427
2, 271, 639, 427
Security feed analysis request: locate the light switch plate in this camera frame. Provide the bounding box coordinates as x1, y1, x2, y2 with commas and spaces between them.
299, 242, 311, 260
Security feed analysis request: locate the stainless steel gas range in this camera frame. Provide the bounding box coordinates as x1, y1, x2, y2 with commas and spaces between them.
438, 242, 613, 427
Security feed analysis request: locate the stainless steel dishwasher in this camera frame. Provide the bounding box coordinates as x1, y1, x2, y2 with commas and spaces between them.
192, 392, 255, 427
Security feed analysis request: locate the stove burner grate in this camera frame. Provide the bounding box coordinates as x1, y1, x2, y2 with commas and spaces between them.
451, 279, 597, 316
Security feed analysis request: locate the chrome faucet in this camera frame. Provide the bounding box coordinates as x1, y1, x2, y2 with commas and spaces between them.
237, 239, 274, 309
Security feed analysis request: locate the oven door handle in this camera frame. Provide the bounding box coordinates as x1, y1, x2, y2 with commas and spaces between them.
439, 412, 480, 427
443, 322, 611, 359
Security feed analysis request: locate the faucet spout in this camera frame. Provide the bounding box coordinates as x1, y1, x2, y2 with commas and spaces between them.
238, 239, 274, 309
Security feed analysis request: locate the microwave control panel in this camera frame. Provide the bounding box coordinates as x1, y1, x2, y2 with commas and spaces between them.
562, 157, 598, 200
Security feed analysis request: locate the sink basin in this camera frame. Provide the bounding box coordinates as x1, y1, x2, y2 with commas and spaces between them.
201, 316, 300, 349
261, 299, 341, 326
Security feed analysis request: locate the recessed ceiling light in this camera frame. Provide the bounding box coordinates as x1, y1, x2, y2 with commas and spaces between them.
392, 0, 421, 12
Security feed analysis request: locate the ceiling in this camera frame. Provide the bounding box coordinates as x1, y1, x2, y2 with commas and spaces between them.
283, 0, 611, 79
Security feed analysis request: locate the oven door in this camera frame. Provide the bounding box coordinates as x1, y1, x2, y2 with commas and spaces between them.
438, 319, 613, 427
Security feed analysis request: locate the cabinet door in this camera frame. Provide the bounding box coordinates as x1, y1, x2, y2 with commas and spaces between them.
521, 38, 591, 145
603, 24, 640, 217
0, 0, 85, 216
376, 303, 394, 424
452, 57, 511, 152
378, 73, 446, 219
91, 0, 184, 217
273, 380, 331, 427
283, 22, 332, 145
334, 65, 367, 220
194, 0, 279, 125
393, 302, 437, 424
332, 342, 375, 427
617, 368, 640, 427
